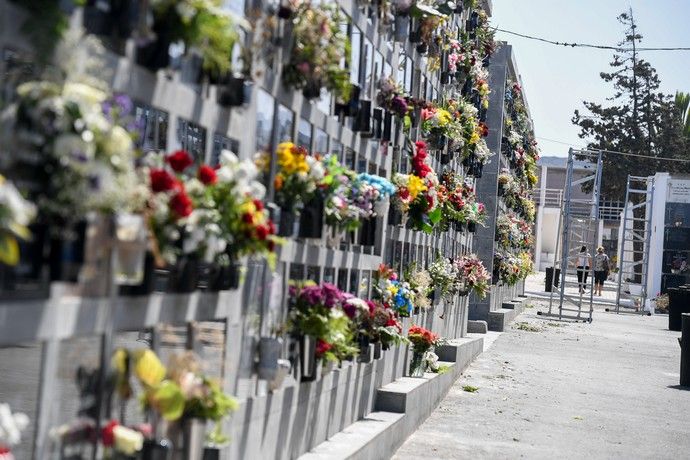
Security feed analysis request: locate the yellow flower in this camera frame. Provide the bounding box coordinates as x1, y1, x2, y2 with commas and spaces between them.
469, 131, 480, 145
407, 175, 428, 200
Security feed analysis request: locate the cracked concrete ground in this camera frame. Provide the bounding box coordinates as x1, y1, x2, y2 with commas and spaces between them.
393, 300, 690, 460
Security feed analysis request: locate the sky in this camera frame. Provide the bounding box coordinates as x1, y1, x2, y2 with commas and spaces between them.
490, 0, 690, 157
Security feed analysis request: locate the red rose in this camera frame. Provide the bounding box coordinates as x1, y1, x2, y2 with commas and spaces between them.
256, 225, 269, 240
253, 199, 264, 211
267, 220, 276, 235
399, 189, 410, 200
101, 420, 119, 447
149, 168, 177, 193
170, 191, 193, 218
197, 164, 217, 185
166, 150, 194, 172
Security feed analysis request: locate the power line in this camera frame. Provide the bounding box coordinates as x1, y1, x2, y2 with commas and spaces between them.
535, 136, 690, 163
496, 28, 690, 52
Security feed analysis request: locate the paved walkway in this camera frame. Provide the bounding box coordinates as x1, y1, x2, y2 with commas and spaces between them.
393, 300, 689, 460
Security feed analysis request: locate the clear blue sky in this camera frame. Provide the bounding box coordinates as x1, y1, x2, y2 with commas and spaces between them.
491, 0, 690, 157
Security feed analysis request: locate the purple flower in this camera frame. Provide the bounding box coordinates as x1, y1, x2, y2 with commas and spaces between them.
321, 283, 344, 308
299, 285, 324, 306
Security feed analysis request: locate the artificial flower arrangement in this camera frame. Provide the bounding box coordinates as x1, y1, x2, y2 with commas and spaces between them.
421, 104, 463, 149
100, 420, 146, 458
466, 201, 487, 230
373, 264, 416, 317
147, 0, 246, 79
369, 300, 410, 350
376, 77, 410, 119
282, 2, 351, 100
428, 254, 460, 302
270, 142, 325, 213
495, 212, 533, 250
454, 254, 491, 298
0, 403, 30, 460
497, 168, 516, 196
439, 170, 484, 230
392, 141, 442, 234
2, 80, 140, 229
0, 176, 36, 266
112, 348, 238, 449
493, 251, 532, 286
404, 262, 433, 309
407, 325, 441, 376
287, 281, 360, 363
444, 98, 482, 159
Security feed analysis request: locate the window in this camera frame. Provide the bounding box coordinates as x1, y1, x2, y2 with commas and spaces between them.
134, 103, 168, 153
277, 104, 294, 142
314, 128, 328, 157
297, 118, 312, 150
177, 118, 206, 162
211, 134, 239, 166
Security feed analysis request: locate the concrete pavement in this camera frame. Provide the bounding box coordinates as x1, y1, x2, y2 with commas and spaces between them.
393, 299, 689, 460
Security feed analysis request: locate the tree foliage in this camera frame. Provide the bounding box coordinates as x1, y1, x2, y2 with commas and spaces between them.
572, 10, 690, 201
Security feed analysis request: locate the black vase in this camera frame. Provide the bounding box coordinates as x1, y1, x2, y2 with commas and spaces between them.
359, 217, 377, 246
119, 252, 157, 296
382, 111, 393, 141
142, 438, 173, 460
167, 256, 199, 293
468, 222, 477, 233
203, 262, 241, 291
217, 77, 252, 107
298, 197, 324, 239
353, 100, 373, 135
278, 209, 297, 237
49, 221, 87, 282
277, 5, 294, 19
455, 221, 467, 232
440, 152, 451, 165
373, 108, 384, 139
440, 71, 450, 85
373, 342, 383, 359
136, 37, 171, 71
416, 43, 428, 55
461, 78, 473, 96
302, 81, 322, 99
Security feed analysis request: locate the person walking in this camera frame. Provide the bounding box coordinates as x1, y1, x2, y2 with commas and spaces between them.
593, 246, 610, 296
575, 245, 592, 294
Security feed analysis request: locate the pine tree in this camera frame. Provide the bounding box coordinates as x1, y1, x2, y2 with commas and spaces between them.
572, 9, 689, 201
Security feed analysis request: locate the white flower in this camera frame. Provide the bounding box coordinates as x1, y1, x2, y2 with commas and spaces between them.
0, 178, 36, 228
62, 82, 107, 108
0, 403, 29, 447
215, 165, 235, 183
220, 149, 239, 168
102, 125, 133, 157
54, 133, 95, 161
236, 160, 258, 181
113, 425, 144, 455
248, 181, 267, 200
185, 178, 205, 196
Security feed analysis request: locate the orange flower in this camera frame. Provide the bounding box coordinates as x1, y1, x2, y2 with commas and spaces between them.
274, 174, 284, 190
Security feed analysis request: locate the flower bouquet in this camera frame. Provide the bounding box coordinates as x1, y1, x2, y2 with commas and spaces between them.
369, 300, 409, 352
282, 3, 351, 101
373, 264, 416, 317
118, 349, 238, 457
429, 254, 462, 302
405, 263, 433, 309
376, 77, 410, 119
0, 403, 30, 460
392, 141, 442, 234
407, 325, 440, 377
455, 254, 490, 298
288, 282, 360, 378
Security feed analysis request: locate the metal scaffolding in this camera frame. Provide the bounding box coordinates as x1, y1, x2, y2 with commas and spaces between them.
539, 148, 603, 323
614, 175, 655, 315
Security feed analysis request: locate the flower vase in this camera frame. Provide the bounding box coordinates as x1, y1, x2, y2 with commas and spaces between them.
440, 152, 450, 165
141, 438, 173, 460
416, 43, 428, 55
440, 71, 450, 85
181, 418, 206, 460
80, 214, 116, 297
167, 256, 200, 293
278, 208, 298, 237
49, 220, 87, 282
114, 213, 148, 286
409, 350, 425, 377
217, 77, 252, 107
135, 35, 171, 72
393, 15, 410, 42
357, 336, 372, 363
299, 335, 318, 382
298, 197, 324, 239
461, 78, 473, 96
373, 341, 383, 359
119, 252, 157, 296
258, 337, 284, 381
468, 222, 477, 233
303, 81, 322, 99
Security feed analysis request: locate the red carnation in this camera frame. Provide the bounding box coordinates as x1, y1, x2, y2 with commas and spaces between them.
167, 150, 194, 172
316, 339, 332, 357
170, 191, 193, 218
149, 168, 177, 193
197, 164, 217, 185
426, 194, 434, 210
253, 199, 264, 211
399, 188, 410, 200
256, 225, 269, 240
101, 420, 119, 447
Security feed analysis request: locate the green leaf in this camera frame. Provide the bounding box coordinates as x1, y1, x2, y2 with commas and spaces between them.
150, 381, 185, 421
428, 208, 443, 225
